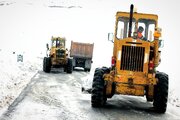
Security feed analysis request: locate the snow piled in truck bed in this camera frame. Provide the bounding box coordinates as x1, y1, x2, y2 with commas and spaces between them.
0, 50, 42, 115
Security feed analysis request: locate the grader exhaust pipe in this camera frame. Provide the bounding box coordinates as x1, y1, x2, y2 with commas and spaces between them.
128, 4, 134, 37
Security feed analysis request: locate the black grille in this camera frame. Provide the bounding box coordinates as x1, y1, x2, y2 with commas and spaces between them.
56, 49, 65, 58
120, 45, 145, 72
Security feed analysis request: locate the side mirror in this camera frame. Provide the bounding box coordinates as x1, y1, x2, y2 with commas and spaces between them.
108, 33, 114, 43
159, 40, 164, 48
46, 43, 49, 50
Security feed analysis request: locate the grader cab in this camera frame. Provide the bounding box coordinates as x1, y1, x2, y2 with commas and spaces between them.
43, 36, 73, 73
91, 4, 168, 113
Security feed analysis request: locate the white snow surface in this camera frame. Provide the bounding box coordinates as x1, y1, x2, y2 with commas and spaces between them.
0, 0, 180, 116
0, 50, 42, 115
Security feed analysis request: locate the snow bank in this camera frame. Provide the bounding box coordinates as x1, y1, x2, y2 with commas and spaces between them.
0, 50, 42, 115
169, 89, 180, 108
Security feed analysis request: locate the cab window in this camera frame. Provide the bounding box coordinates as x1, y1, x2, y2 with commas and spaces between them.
52, 40, 56, 47
116, 17, 136, 39
138, 19, 156, 41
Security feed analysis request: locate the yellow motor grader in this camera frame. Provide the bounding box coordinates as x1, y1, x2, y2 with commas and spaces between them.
43, 36, 73, 73
91, 4, 168, 113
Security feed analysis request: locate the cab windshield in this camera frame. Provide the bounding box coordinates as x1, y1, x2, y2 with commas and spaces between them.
116, 17, 156, 41
52, 39, 65, 47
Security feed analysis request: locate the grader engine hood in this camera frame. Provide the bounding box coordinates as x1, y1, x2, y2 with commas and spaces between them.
56, 48, 66, 58
50, 47, 66, 59
115, 38, 150, 81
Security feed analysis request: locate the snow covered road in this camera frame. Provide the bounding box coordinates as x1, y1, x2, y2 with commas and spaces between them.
1, 70, 180, 120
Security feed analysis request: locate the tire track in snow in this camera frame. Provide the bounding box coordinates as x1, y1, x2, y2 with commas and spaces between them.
0, 71, 40, 120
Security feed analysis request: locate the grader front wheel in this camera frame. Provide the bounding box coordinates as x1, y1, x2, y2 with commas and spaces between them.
91, 68, 107, 107
153, 72, 169, 113
43, 57, 51, 73
66, 58, 73, 73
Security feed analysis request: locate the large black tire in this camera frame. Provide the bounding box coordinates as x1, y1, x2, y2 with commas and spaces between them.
84, 68, 91, 72
91, 67, 110, 107
153, 72, 169, 113
43, 57, 51, 73
66, 58, 73, 73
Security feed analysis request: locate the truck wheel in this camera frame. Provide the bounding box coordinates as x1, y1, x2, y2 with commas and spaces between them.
153, 72, 168, 113
91, 68, 107, 107
64, 67, 67, 72
84, 68, 87, 72
67, 58, 73, 73
43, 57, 51, 73
84, 68, 90, 72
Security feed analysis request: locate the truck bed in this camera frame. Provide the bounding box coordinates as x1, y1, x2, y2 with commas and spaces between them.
70, 41, 94, 59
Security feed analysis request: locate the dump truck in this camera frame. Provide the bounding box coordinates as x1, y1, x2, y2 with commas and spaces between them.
91, 4, 168, 113
43, 36, 73, 73
70, 41, 94, 72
